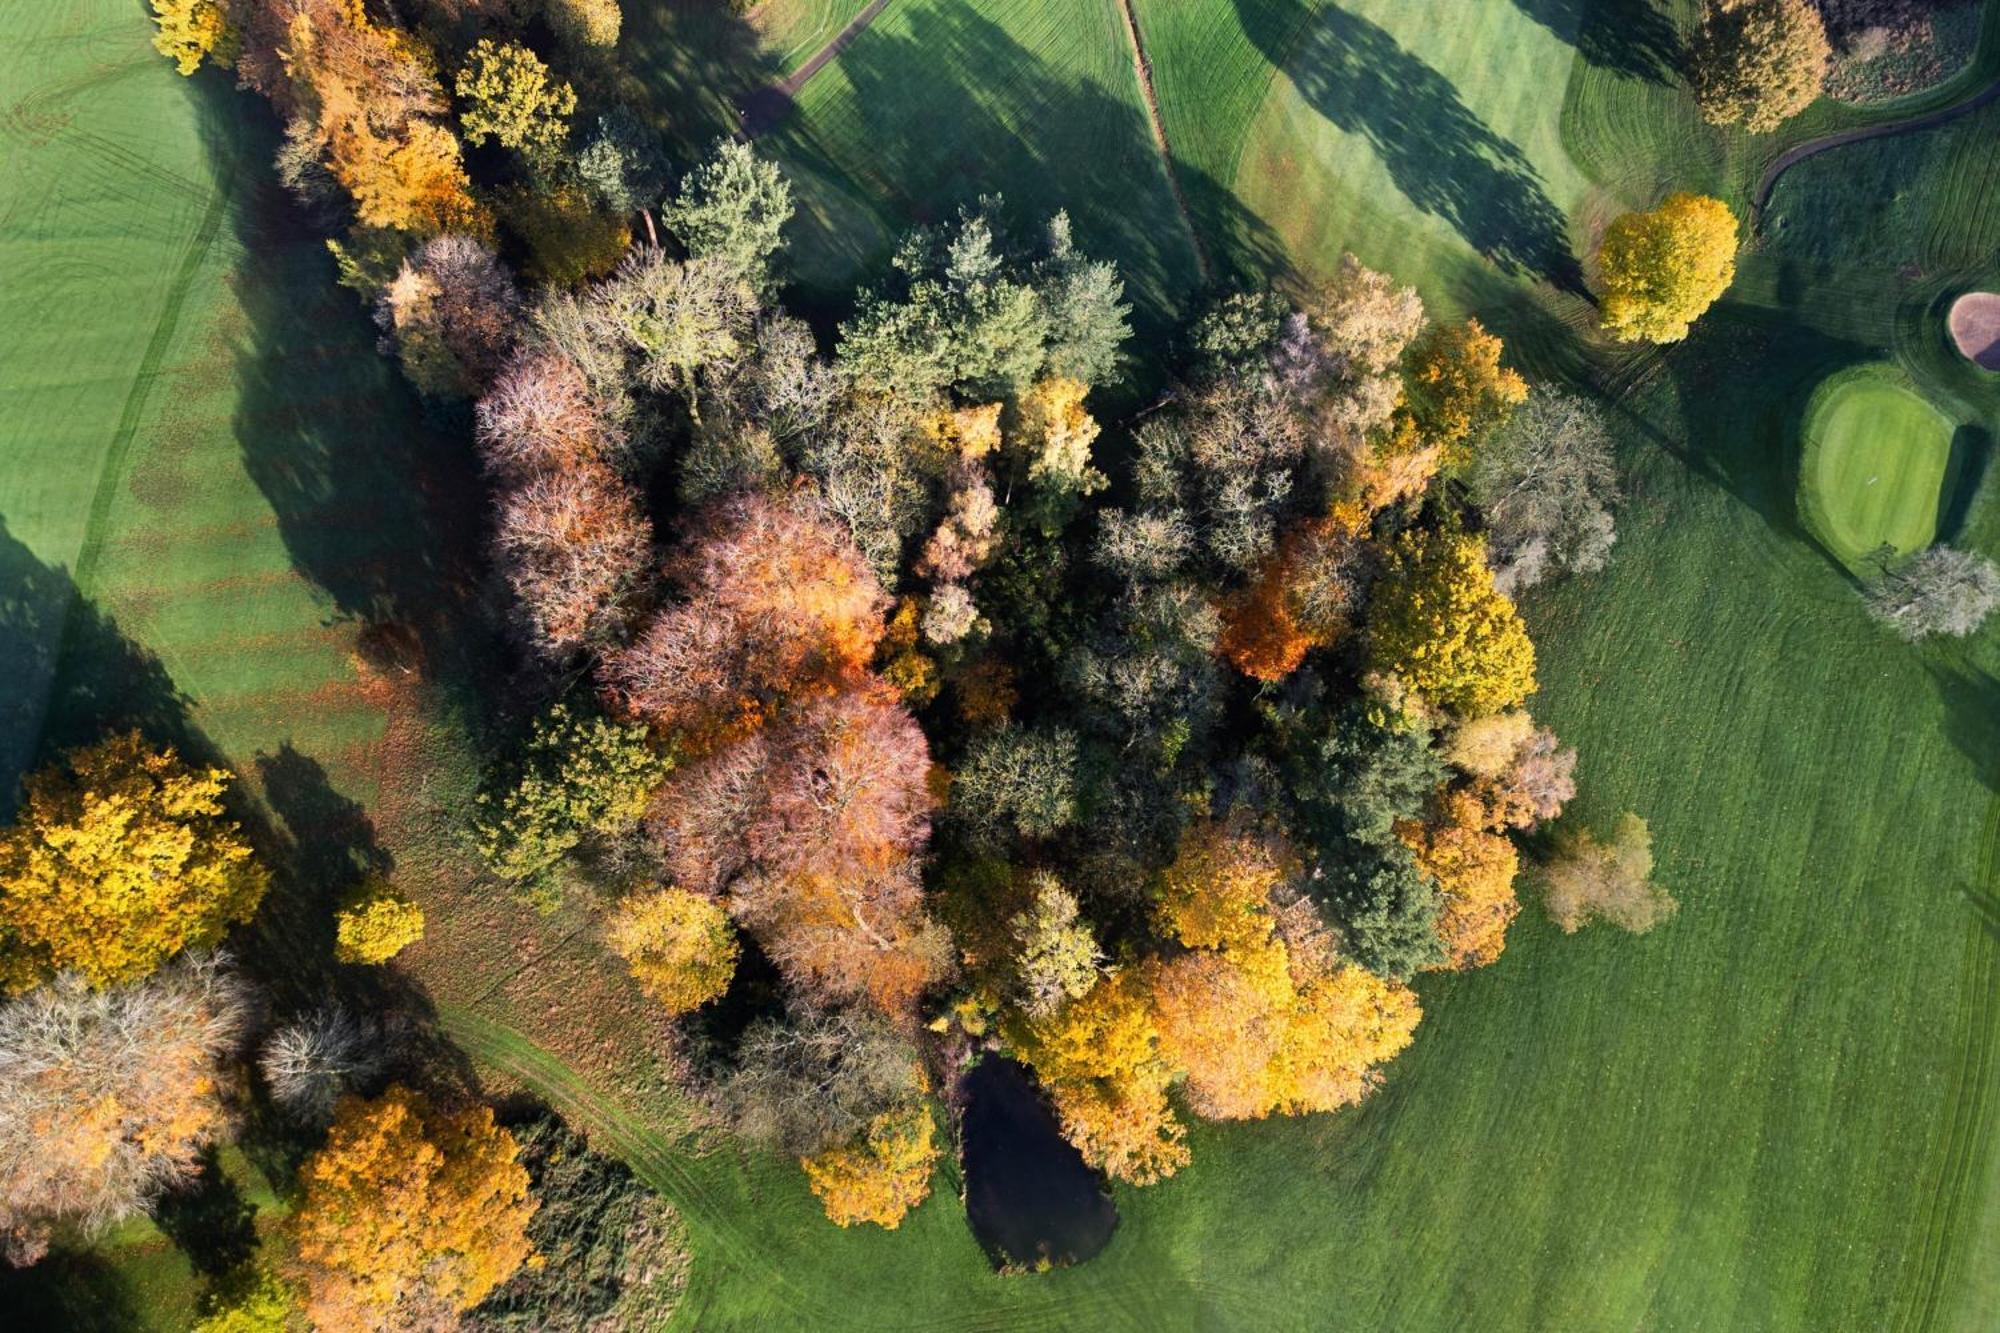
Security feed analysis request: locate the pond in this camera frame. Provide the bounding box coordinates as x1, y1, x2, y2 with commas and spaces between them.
958, 1057, 1118, 1271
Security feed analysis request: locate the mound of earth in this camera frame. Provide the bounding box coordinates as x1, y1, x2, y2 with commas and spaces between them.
1948, 292, 2000, 369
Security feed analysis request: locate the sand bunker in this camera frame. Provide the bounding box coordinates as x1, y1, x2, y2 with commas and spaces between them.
1948, 292, 2000, 370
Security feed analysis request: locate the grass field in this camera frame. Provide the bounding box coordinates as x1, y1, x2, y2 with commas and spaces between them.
748, 0, 876, 75
1798, 363, 1958, 566
9, 0, 2000, 1327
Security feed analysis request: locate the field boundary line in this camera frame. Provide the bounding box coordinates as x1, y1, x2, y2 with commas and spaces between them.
1111, 0, 1211, 285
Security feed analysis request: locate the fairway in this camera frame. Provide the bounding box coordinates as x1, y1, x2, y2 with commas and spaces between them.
1799, 364, 1956, 566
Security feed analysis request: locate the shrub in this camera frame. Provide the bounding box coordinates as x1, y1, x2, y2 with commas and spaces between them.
1542, 813, 1677, 934
1865, 545, 2000, 640
605, 888, 738, 1014
333, 878, 425, 965
0, 732, 268, 992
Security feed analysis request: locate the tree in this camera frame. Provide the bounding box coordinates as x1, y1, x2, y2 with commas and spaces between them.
574, 109, 669, 216
951, 726, 1081, 845
546, 0, 621, 49
660, 141, 796, 297
1325, 846, 1446, 980
1445, 712, 1577, 831
1691, 0, 1829, 132
1008, 873, 1102, 1018
258, 1005, 386, 1126
1470, 389, 1621, 594
0, 732, 269, 992
375, 234, 519, 400
491, 458, 653, 659
1400, 804, 1519, 969
1012, 376, 1108, 518
1542, 812, 1677, 934
1155, 822, 1287, 954
605, 888, 738, 1014
1865, 546, 2000, 640
723, 1007, 927, 1155
477, 351, 615, 481
456, 40, 575, 161
1392, 319, 1527, 469
0, 952, 250, 1261
1218, 541, 1318, 684
473, 703, 674, 886
1367, 529, 1537, 718
800, 1102, 939, 1229
500, 184, 631, 285
1597, 194, 1739, 344
334, 878, 424, 965
151, 0, 232, 75
287, 1086, 536, 1329
194, 1264, 299, 1333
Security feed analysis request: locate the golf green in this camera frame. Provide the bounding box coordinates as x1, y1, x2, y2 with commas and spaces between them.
1798, 364, 1955, 566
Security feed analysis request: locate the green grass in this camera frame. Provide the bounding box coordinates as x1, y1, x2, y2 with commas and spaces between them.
1798, 363, 1958, 566
749, 0, 877, 75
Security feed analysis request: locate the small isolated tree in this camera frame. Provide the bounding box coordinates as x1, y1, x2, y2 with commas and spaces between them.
1691, 0, 1829, 133
334, 878, 424, 965
660, 140, 795, 297
0, 952, 250, 1260
1008, 873, 1102, 1018
800, 1101, 939, 1229
0, 732, 269, 992
1471, 390, 1621, 594
457, 40, 576, 161
259, 1005, 386, 1126
287, 1086, 536, 1329
1367, 529, 1537, 718
1598, 193, 1739, 344
151, 0, 232, 75
1542, 812, 1677, 934
474, 702, 675, 886
1865, 546, 2000, 641
606, 887, 739, 1014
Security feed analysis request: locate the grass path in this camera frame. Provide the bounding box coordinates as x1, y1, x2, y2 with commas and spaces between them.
1112, 0, 1211, 283
776, 0, 891, 97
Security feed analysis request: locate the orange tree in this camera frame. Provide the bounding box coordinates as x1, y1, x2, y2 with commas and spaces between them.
286, 1085, 536, 1327
0, 732, 268, 992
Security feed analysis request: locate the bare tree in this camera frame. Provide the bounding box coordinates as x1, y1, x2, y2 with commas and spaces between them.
1470, 389, 1620, 595
259, 1005, 387, 1125
721, 1007, 925, 1156
1865, 545, 2000, 641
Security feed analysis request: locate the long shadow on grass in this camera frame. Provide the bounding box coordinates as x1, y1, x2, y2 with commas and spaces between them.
620, 0, 783, 147
757, 0, 1285, 342
1237, 0, 1583, 290
1510, 0, 1682, 83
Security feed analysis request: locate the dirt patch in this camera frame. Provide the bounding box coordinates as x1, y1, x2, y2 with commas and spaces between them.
1948, 292, 2000, 370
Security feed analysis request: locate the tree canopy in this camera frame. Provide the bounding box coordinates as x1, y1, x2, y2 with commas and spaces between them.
1598, 193, 1739, 344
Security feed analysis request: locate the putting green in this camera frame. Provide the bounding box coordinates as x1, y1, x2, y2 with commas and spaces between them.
1797, 363, 1955, 566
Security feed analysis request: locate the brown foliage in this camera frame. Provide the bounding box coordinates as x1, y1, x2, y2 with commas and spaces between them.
476, 351, 616, 481
493, 458, 653, 657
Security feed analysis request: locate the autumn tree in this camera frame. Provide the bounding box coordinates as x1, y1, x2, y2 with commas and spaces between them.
1390, 318, 1527, 470
1597, 194, 1739, 344
375, 234, 519, 400
1691, 0, 1829, 132
606, 888, 739, 1014
0, 732, 268, 992
473, 702, 674, 886
287, 1086, 536, 1329
1865, 546, 2000, 640
477, 350, 617, 480
151, 0, 233, 75
723, 1007, 928, 1154
546, 0, 621, 49
1449, 713, 1577, 832
334, 877, 424, 965
501, 184, 633, 285
1470, 389, 1621, 594
457, 39, 576, 161
0, 952, 250, 1263
1399, 798, 1520, 969
492, 459, 654, 659
661, 140, 797, 297
1367, 529, 1537, 718
1008, 873, 1102, 1018
193, 1264, 299, 1333
951, 725, 1080, 846
800, 1101, 939, 1229
258, 1005, 386, 1125
1542, 812, 1678, 934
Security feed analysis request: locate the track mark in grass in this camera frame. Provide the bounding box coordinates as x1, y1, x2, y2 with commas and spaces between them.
1113, 0, 1212, 284
743, 0, 892, 134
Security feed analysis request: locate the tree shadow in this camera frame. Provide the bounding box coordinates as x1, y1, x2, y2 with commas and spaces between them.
1926, 661, 2000, 792
149, 1148, 258, 1279
0, 1250, 146, 1333
1236, 0, 1583, 290
1510, 0, 1683, 83
620, 0, 784, 147
1939, 423, 1993, 546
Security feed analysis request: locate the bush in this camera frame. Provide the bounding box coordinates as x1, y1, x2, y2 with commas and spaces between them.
605, 888, 738, 1014
333, 878, 424, 965
1541, 812, 1677, 934
1864, 545, 2000, 640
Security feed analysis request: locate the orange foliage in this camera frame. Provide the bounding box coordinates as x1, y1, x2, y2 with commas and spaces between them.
1154, 821, 1287, 954
800, 1102, 938, 1229
1399, 800, 1521, 970
287, 1086, 534, 1328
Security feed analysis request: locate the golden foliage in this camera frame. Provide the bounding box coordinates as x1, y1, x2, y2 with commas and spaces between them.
606, 887, 739, 1014
1400, 808, 1520, 970
287, 1086, 535, 1328
954, 657, 1019, 727
1367, 529, 1537, 718
546, 0, 622, 48
800, 1102, 939, 1229
1155, 822, 1286, 954
1016, 378, 1107, 494
920, 401, 1003, 459
1692, 0, 1829, 133
877, 598, 941, 707
333, 879, 425, 965
1392, 319, 1527, 468
0, 732, 268, 992
151, 0, 233, 74
500, 184, 632, 285
1598, 194, 1739, 344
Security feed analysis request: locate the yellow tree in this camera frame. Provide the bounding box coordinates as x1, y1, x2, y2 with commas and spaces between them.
1691, 0, 1829, 133
800, 1102, 939, 1228
1399, 795, 1521, 970
150, 0, 233, 75
1367, 529, 1537, 718
333, 878, 425, 965
605, 887, 739, 1014
1598, 194, 1739, 343
1392, 319, 1527, 469
287, 1086, 535, 1328
0, 732, 268, 992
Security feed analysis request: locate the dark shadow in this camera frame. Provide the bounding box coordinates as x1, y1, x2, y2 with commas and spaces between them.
1939, 423, 1993, 544
1236, 0, 1584, 290
150, 1148, 258, 1278
1511, 0, 1682, 83
1927, 661, 2000, 792
0, 1250, 146, 1333
620, 0, 785, 147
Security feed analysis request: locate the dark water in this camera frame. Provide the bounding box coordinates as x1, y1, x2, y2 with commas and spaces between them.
959, 1057, 1118, 1270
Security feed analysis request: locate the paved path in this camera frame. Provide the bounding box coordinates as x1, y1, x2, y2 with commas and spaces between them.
1752, 75, 2000, 231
